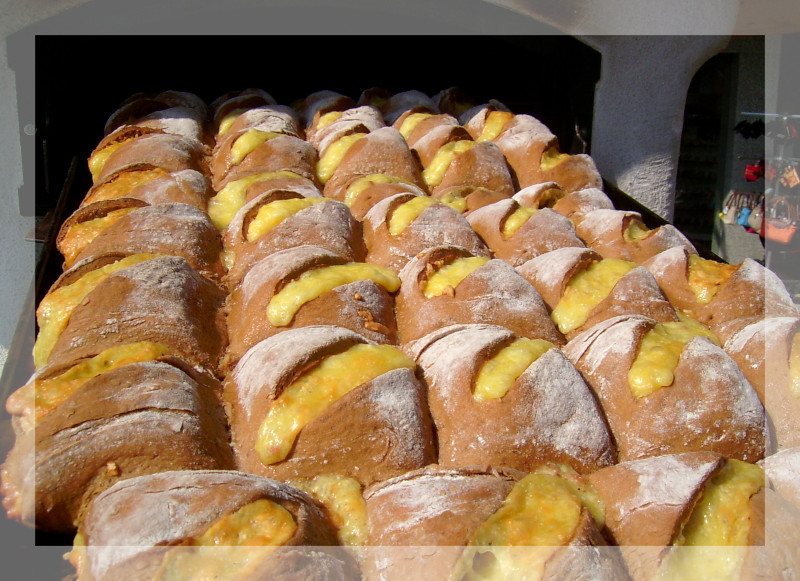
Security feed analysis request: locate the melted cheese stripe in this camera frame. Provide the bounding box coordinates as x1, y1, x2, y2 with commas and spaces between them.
33, 254, 159, 368
88, 141, 127, 182
207, 170, 303, 231
266, 263, 400, 327
230, 130, 282, 166
33, 341, 171, 425
655, 460, 764, 581
437, 189, 469, 213
86, 168, 168, 204
501, 206, 537, 239
422, 140, 475, 188
628, 319, 720, 399
216, 107, 248, 136
539, 146, 571, 171
388, 196, 440, 235
314, 111, 343, 132
255, 344, 415, 465
473, 338, 554, 401
246, 198, 323, 241
343, 174, 413, 208
397, 112, 434, 139
59, 208, 137, 268
687, 254, 738, 305
423, 256, 490, 298
289, 475, 368, 546
476, 110, 514, 142
154, 499, 297, 581
316, 133, 366, 184
550, 259, 637, 335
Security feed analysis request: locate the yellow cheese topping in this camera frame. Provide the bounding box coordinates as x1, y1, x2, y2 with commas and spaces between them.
422, 140, 476, 188
437, 189, 469, 213
387, 195, 440, 235
536, 188, 567, 208
33, 341, 170, 424
33, 254, 158, 368
628, 319, 720, 399
623, 218, 653, 242
457, 465, 596, 581
539, 146, 571, 171
266, 263, 400, 327
153, 499, 297, 581
314, 110, 343, 132
397, 112, 433, 139
255, 344, 415, 465
59, 208, 137, 268
84, 168, 167, 204
230, 130, 282, 166
687, 254, 738, 305
88, 141, 126, 182
550, 259, 638, 335
316, 133, 367, 184
501, 206, 537, 239
207, 170, 303, 231
655, 460, 764, 581
246, 198, 323, 242
790, 332, 800, 399
422, 256, 490, 298
288, 474, 368, 546
476, 110, 514, 142
343, 174, 413, 208
473, 338, 554, 401
216, 107, 248, 136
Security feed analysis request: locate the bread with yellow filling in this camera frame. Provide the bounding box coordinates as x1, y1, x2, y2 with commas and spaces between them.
71, 469, 355, 581
81, 168, 213, 210
404, 323, 616, 473
516, 247, 678, 340
378, 89, 439, 125
213, 104, 302, 144
223, 325, 435, 486
307, 105, 385, 152
37, 254, 227, 377
103, 90, 208, 136
562, 315, 766, 463
394, 113, 472, 167
466, 198, 587, 266
319, 127, 427, 202
432, 87, 480, 119
362, 192, 491, 273
513, 182, 615, 226
222, 246, 399, 372
210, 88, 279, 134
395, 245, 564, 345
430, 184, 511, 216
0, 360, 234, 532
723, 316, 800, 451
57, 202, 225, 281
292, 90, 356, 132
363, 464, 629, 581
345, 179, 428, 221
575, 209, 698, 264
426, 140, 516, 198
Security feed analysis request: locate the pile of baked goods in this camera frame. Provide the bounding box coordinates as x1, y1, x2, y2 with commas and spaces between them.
3, 86, 799, 580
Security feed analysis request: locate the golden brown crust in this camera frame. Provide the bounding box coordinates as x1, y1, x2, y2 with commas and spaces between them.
563, 315, 766, 463
82, 168, 213, 209
223, 326, 435, 487
293, 90, 356, 130
362, 193, 491, 273
466, 199, 586, 266
405, 323, 616, 473
430, 184, 511, 215
430, 140, 516, 197
395, 245, 565, 345
103, 91, 209, 136
222, 246, 398, 373
307, 105, 385, 153
347, 181, 427, 221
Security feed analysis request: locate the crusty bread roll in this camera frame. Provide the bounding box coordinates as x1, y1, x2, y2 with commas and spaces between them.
432, 86, 479, 119
425, 140, 516, 198
430, 183, 511, 216
513, 182, 615, 227
516, 247, 678, 341
562, 315, 766, 463
213, 104, 302, 143
103, 90, 209, 137
395, 245, 565, 345
0, 360, 234, 532
56, 202, 225, 280
466, 198, 586, 266
723, 316, 800, 451
307, 105, 385, 153
404, 324, 616, 473
221, 193, 365, 289
643, 248, 800, 343
71, 469, 355, 581
575, 209, 697, 264
34, 254, 227, 376
362, 192, 491, 273
379, 90, 439, 126
320, 126, 427, 202
223, 326, 435, 487
394, 112, 471, 167
292, 90, 356, 131
345, 179, 428, 221
363, 464, 630, 581
81, 168, 213, 209
222, 245, 399, 372
210, 88, 280, 135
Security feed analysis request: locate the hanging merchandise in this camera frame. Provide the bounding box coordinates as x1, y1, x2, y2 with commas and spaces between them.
744, 159, 765, 182
780, 162, 800, 189
747, 198, 765, 232
720, 190, 762, 226
764, 195, 798, 244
